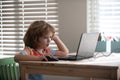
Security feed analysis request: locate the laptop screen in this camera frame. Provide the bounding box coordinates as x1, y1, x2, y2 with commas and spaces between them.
76, 33, 99, 58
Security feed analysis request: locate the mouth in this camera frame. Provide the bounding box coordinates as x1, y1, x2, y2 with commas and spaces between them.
46, 44, 49, 46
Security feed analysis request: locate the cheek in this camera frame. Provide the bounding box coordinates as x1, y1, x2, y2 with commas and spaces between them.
38, 42, 47, 48
40, 40, 47, 45
38, 39, 44, 44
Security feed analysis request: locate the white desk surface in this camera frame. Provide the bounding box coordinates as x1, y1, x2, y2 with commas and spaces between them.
0, 53, 120, 65
57, 52, 120, 66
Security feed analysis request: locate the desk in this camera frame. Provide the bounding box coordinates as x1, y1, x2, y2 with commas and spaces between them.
19, 53, 120, 80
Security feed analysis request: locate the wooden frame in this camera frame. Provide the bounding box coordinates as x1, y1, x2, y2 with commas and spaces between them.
19, 61, 119, 80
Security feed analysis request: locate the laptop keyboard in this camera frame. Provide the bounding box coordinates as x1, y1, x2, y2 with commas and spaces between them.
58, 55, 76, 60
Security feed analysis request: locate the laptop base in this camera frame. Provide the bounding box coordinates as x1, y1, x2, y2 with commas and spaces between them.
58, 55, 93, 61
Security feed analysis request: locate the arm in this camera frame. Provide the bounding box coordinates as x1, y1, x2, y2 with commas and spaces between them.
52, 35, 69, 57
14, 54, 46, 62
14, 48, 47, 62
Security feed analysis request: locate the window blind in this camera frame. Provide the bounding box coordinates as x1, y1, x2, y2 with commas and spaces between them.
87, 0, 120, 33
0, 0, 58, 55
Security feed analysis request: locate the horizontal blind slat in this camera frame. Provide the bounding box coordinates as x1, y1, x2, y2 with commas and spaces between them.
0, 0, 58, 55
88, 0, 120, 33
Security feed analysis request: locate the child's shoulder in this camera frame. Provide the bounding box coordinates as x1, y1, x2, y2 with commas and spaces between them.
24, 46, 33, 55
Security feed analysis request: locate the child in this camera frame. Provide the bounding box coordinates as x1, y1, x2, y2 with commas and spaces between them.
14, 20, 69, 80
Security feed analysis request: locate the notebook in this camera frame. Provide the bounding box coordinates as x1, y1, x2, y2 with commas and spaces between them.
58, 33, 99, 60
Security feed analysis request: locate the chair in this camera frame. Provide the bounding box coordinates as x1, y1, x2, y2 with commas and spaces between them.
0, 57, 19, 80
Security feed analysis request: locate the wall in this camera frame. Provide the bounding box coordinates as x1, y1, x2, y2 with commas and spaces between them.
57, 0, 87, 52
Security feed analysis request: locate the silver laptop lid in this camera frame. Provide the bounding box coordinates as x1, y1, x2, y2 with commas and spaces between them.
76, 33, 99, 58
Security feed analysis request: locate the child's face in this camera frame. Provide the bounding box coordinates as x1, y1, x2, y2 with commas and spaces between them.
38, 32, 53, 49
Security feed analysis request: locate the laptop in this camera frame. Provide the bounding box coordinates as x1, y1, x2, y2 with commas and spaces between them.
58, 33, 99, 60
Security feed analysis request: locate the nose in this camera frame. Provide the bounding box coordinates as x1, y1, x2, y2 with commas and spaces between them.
47, 38, 51, 43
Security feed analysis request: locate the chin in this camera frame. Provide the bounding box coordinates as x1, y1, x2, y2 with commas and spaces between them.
44, 46, 48, 48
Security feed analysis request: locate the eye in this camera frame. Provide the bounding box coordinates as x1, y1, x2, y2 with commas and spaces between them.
43, 36, 48, 39
50, 36, 53, 39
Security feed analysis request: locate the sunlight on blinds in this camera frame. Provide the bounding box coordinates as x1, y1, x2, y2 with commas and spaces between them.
87, 0, 120, 33
0, 0, 58, 55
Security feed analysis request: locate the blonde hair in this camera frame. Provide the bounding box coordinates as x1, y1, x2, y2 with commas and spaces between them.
24, 21, 55, 49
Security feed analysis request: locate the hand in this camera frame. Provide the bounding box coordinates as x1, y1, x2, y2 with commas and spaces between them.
39, 55, 48, 61
52, 34, 59, 41
44, 53, 54, 58
42, 54, 54, 61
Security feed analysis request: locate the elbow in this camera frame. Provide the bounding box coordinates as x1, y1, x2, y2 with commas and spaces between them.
14, 54, 20, 62
65, 49, 69, 54
64, 49, 69, 56
66, 49, 69, 53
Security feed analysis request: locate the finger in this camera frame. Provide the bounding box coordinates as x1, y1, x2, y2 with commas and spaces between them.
48, 54, 54, 58
42, 55, 48, 61
44, 57, 48, 61
44, 54, 53, 58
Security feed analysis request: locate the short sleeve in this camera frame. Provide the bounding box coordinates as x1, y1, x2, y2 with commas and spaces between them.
20, 50, 27, 55
50, 49, 56, 55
